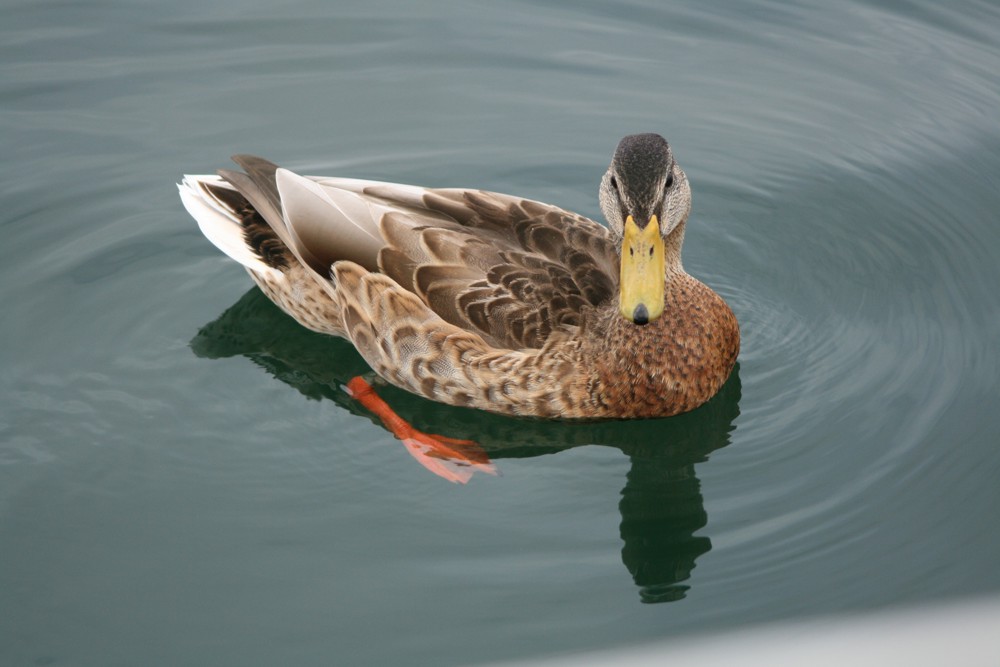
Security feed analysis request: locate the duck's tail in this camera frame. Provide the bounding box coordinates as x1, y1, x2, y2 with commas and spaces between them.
178, 164, 349, 337
177, 172, 283, 279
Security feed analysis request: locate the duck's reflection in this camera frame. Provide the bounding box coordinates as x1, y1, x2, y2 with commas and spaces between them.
192, 289, 741, 603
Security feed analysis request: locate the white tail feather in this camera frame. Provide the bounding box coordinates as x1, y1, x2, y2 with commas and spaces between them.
178, 176, 280, 278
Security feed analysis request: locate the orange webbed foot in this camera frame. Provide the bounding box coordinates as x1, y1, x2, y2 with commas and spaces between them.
345, 377, 498, 484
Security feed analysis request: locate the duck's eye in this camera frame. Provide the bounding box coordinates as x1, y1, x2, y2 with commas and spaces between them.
665, 172, 674, 189
610, 175, 618, 190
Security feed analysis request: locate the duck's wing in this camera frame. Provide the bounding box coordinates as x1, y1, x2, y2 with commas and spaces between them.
308, 176, 620, 350
191, 156, 619, 350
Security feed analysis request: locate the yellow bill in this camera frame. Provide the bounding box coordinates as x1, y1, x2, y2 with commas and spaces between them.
619, 215, 665, 325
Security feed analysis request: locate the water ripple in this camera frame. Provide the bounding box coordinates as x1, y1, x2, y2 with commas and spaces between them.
692, 120, 999, 600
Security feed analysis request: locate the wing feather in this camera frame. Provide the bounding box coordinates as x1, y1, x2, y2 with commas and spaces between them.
190, 157, 619, 352
374, 189, 618, 349
275, 169, 384, 272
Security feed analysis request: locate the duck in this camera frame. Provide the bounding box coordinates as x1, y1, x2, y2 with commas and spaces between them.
179, 133, 739, 419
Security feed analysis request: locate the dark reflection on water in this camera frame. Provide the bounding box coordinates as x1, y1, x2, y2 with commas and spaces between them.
192, 288, 741, 602
619, 452, 712, 603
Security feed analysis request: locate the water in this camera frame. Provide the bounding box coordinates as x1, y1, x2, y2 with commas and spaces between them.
3, 0, 1000, 664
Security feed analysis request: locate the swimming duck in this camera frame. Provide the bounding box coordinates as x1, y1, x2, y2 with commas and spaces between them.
179, 134, 739, 419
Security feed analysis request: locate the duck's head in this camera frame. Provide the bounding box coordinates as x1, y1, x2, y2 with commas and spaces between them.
600, 133, 691, 325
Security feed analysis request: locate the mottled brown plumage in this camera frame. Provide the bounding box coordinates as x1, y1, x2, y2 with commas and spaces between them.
178, 134, 739, 418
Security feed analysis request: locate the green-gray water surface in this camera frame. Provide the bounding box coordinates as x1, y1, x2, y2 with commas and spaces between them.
3, 1, 1000, 665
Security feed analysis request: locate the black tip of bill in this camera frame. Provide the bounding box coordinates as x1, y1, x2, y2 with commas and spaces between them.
632, 303, 650, 325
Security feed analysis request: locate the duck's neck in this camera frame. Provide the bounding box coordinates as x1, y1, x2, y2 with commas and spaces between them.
664, 219, 686, 275
589, 303, 694, 417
